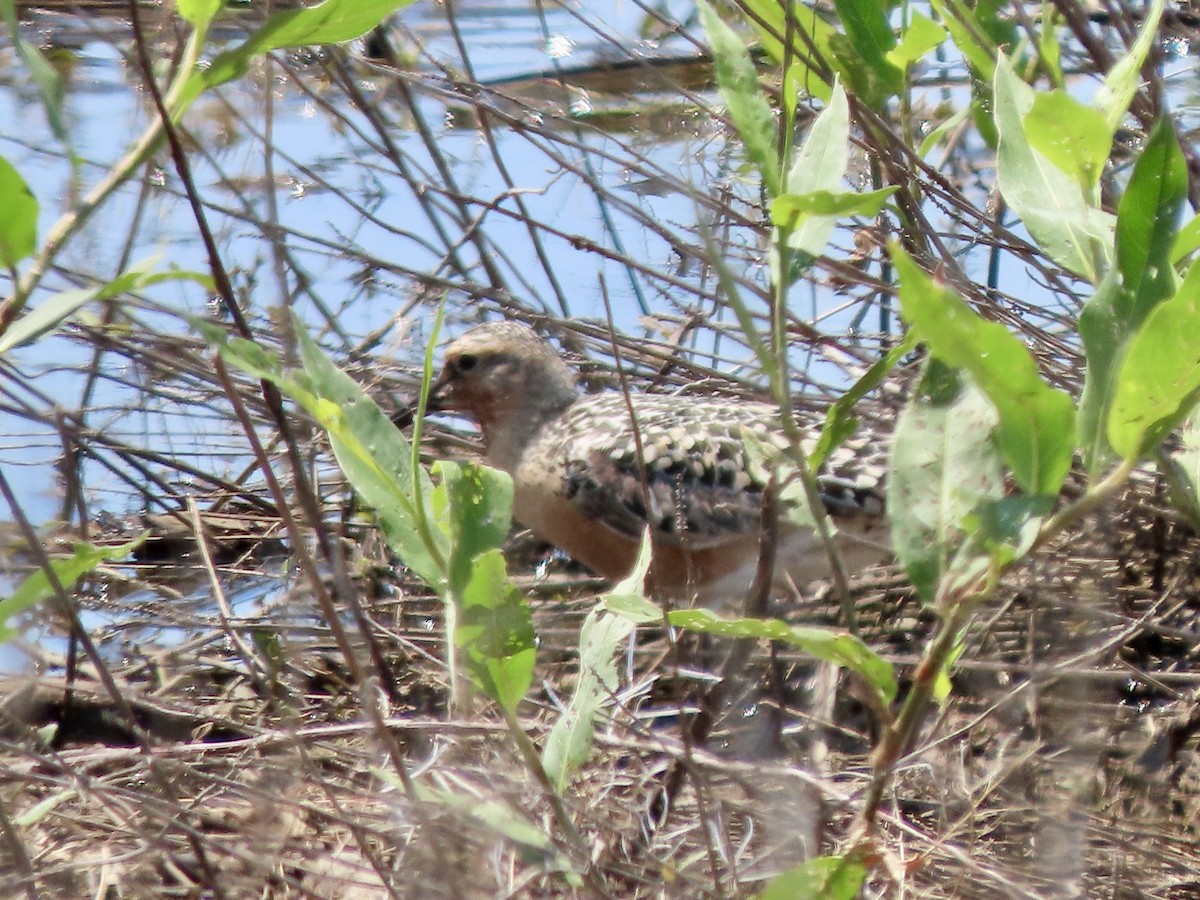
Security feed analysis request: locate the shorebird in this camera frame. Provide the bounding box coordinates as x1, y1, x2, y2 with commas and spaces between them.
429, 322, 889, 605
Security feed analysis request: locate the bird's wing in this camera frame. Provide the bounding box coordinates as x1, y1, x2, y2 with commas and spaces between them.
551, 394, 885, 550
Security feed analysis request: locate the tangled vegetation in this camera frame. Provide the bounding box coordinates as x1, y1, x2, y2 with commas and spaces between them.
1, 0, 1199, 896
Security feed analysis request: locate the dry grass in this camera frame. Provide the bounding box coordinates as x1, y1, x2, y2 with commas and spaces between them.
0, 2, 1198, 897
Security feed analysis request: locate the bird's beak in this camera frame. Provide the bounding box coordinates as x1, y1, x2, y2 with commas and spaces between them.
392, 370, 450, 430
425, 370, 451, 413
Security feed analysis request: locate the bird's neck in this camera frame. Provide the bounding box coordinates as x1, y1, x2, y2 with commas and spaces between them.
480, 383, 577, 473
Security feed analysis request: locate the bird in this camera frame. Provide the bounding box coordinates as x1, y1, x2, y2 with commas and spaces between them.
428, 321, 890, 606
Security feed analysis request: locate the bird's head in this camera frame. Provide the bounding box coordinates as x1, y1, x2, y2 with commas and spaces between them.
430, 322, 578, 431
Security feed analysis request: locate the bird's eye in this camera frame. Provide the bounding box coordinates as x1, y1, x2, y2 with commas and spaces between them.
455, 353, 478, 373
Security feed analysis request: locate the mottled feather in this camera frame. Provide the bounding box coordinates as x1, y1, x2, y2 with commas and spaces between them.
430, 321, 890, 600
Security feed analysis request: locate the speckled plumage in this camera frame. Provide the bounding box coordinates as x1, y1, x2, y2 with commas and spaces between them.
431, 322, 889, 603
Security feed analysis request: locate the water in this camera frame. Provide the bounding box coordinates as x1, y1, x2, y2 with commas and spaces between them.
1, 3, 1198, 664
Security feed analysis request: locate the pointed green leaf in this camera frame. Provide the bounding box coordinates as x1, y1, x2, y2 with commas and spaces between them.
968, 495, 1052, 563
1, 0, 68, 149
176, 0, 221, 25
888, 10, 946, 69
454, 547, 535, 713
697, 0, 781, 197
207, 318, 447, 589
1079, 120, 1187, 470
832, 0, 903, 99
1, 259, 211, 352
888, 361, 1004, 603
0, 155, 37, 267
667, 608, 896, 706
180, 0, 417, 109
810, 333, 916, 470
892, 245, 1075, 496
1109, 262, 1200, 459
294, 323, 447, 587
771, 186, 897, 224
0, 536, 146, 641
1024, 90, 1111, 195
757, 855, 866, 900
919, 104, 972, 156
434, 460, 513, 596
993, 55, 1114, 282
1160, 411, 1200, 530
1095, 0, 1164, 132
1038, 2, 1064, 88
776, 82, 851, 258
1171, 212, 1200, 265
1076, 269, 1127, 472
542, 596, 638, 790
1115, 117, 1187, 319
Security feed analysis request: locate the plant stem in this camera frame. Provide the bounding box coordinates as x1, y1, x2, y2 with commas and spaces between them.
849, 565, 991, 842
2, 18, 210, 329
848, 455, 1137, 844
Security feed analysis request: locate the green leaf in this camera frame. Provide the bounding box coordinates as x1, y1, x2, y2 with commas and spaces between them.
411, 787, 581, 883
0, 536, 146, 641
434, 460, 513, 597
1115, 118, 1187, 320
832, 0, 903, 100
887, 10, 947, 69
928, 0, 997, 78
757, 855, 867, 900
1109, 262, 1200, 459
825, 32, 892, 108
1160, 411, 1200, 530
747, 0, 834, 102
542, 595, 639, 790
180, 0, 417, 109
1, 0, 68, 149
1170, 212, 1200, 265
1077, 269, 1133, 473
3, 288, 106, 351
14, 788, 77, 828
771, 186, 898, 223
175, 0, 222, 25
993, 54, 1114, 283
667, 608, 896, 707
776, 82, 851, 260
891, 245, 1076, 496
1079, 121, 1187, 471
1, 258, 211, 352
454, 547, 535, 713
697, 0, 781, 197
1038, 1, 1064, 88
1024, 90, 1112, 196
968, 495, 1051, 564
294, 325, 446, 587
1094, 0, 1165, 133
200, 323, 285, 382
434, 460, 529, 713
207, 318, 447, 588
810, 333, 917, 470
603, 593, 665, 626
969, 0, 1020, 50
887, 360, 1005, 603
0, 155, 37, 268
919, 104, 972, 156
541, 606, 635, 789
931, 642, 964, 704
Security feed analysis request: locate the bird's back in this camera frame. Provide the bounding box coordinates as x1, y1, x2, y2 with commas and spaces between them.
510, 389, 889, 601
